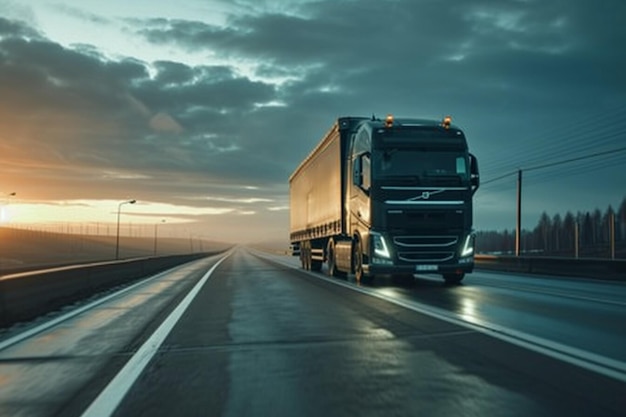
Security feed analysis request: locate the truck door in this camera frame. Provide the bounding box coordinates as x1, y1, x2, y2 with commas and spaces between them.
349, 129, 372, 234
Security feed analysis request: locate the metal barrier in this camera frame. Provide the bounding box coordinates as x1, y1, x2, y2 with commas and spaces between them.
475, 254, 626, 281
0, 252, 224, 327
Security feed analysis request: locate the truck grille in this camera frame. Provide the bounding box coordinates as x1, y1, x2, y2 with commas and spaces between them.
387, 210, 463, 230
393, 235, 457, 263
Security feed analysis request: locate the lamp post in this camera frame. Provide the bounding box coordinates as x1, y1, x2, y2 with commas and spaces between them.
154, 219, 165, 256
1, 192, 16, 223
115, 199, 136, 259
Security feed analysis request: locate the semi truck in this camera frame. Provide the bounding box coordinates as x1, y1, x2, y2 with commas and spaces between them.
289, 114, 479, 284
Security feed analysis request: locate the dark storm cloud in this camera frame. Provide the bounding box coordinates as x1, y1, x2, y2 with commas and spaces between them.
134, 0, 626, 229
1, 0, 625, 232
0, 16, 283, 207
0, 24, 147, 114
134, 63, 274, 112
0, 15, 41, 39
136, 0, 625, 117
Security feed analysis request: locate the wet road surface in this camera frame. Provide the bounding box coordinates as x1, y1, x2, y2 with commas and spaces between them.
0, 248, 624, 416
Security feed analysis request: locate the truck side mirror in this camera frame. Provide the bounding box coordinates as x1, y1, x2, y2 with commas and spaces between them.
469, 153, 479, 195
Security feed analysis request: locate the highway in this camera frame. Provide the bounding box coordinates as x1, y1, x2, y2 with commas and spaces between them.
0, 248, 624, 416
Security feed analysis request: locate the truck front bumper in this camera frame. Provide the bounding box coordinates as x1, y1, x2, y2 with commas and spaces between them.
364, 261, 474, 276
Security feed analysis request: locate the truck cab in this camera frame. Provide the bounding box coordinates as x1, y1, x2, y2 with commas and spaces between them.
290, 114, 479, 285
344, 115, 479, 284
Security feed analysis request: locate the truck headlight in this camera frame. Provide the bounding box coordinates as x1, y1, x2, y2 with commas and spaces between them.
372, 232, 391, 258
461, 234, 474, 257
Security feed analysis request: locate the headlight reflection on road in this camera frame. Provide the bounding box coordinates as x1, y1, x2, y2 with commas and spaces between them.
458, 295, 486, 327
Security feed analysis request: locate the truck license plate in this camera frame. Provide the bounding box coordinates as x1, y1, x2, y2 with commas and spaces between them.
415, 265, 438, 271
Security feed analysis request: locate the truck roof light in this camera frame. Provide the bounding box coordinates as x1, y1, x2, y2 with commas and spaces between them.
385, 114, 394, 128
442, 115, 452, 129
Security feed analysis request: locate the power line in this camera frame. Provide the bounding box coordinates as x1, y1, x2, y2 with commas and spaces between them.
525, 146, 626, 172
481, 170, 517, 186
524, 156, 626, 189
477, 105, 626, 177
481, 143, 626, 187
481, 126, 626, 178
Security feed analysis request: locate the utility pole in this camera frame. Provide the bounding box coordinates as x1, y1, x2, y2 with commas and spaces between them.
574, 221, 579, 259
516, 169, 522, 256
610, 212, 615, 260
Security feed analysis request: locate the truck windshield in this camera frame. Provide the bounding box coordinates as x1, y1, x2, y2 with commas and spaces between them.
373, 149, 469, 185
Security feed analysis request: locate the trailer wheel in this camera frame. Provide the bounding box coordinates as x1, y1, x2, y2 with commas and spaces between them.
301, 241, 311, 270
443, 273, 464, 285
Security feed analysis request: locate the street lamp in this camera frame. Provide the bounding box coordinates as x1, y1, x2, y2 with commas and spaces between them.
1, 192, 16, 223
154, 219, 165, 256
115, 199, 136, 259
1, 191, 16, 202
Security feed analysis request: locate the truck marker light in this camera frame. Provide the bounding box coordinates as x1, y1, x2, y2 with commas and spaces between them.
442, 115, 452, 129
385, 114, 394, 128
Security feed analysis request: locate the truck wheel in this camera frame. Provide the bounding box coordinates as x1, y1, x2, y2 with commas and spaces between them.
353, 243, 363, 284
301, 241, 311, 270
353, 239, 372, 285
306, 250, 312, 270
327, 239, 346, 278
443, 273, 464, 285
300, 252, 307, 270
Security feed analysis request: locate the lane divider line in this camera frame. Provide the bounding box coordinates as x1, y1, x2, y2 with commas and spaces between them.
259, 252, 626, 383
0, 263, 191, 352
80, 254, 230, 417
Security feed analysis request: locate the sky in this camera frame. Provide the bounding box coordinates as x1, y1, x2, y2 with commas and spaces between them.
0, 0, 625, 243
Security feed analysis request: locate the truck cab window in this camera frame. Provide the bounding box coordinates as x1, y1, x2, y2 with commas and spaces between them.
373, 150, 469, 183
456, 156, 467, 177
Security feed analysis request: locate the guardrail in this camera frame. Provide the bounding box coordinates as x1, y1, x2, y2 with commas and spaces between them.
0, 252, 223, 328
475, 254, 626, 281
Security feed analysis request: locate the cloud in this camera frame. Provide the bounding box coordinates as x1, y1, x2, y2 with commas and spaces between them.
0, 0, 625, 240
149, 112, 184, 133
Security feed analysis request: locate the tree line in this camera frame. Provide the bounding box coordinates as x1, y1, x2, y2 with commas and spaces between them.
476, 196, 626, 259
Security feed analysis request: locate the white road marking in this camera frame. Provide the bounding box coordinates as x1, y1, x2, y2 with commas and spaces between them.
0, 266, 182, 352
80, 254, 229, 417
468, 274, 626, 307
260, 252, 626, 383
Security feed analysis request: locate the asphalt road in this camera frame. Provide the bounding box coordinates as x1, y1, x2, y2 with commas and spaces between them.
0, 248, 624, 416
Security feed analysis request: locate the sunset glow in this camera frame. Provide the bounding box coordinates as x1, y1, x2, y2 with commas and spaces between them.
0, 0, 624, 243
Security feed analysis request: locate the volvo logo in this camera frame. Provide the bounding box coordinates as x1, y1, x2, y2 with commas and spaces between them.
408, 189, 444, 201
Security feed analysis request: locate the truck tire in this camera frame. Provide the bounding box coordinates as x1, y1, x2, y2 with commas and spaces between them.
326, 239, 346, 278
301, 241, 311, 270
353, 239, 372, 284
353, 240, 362, 283
443, 273, 464, 285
